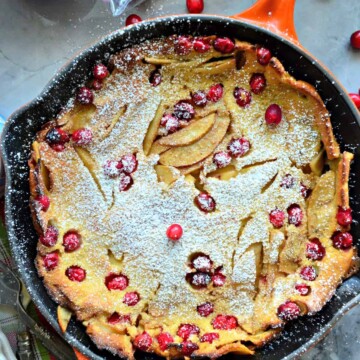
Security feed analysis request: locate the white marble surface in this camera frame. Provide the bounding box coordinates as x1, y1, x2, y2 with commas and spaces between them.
0, 0, 359, 359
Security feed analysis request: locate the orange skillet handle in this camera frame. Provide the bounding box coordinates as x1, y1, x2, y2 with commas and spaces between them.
232, 0, 301, 47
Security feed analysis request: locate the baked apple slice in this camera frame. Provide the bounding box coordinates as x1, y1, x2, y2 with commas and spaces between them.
154, 165, 180, 185
143, 101, 165, 155
57, 305, 72, 333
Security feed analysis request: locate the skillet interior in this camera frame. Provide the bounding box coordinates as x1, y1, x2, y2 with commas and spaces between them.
1, 15, 360, 360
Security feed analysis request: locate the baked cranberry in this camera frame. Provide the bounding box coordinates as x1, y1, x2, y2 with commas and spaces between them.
250, 73, 266, 94
192, 254, 212, 272
173, 101, 195, 121
350, 30, 360, 49
186, 0, 204, 13
123, 291, 140, 306
200, 333, 219, 343
36, 195, 50, 212
188, 272, 211, 288
43, 252, 59, 271
300, 183, 311, 198
265, 104, 282, 125
161, 114, 180, 133
76, 87, 94, 105
175, 36, 193, 55
300, 266, 317, 281
227, 137, 250, 157
92, 79, 103, 90
197, 302, 214, 317
63, 231, 81, 252
157, 332, 174, 351
119, 154, 137, 174
119, 174, 133, 192
66, 266, 86, 282
193, 38, 211, 53
104, 160, 122, 178
306, 238, 326, 261
213, 151, 232, 169
233, 87, 252, 107
107, 312, 131, 325
125, 14, 142, 26
337, 207, 353, 226
280, 174, 295, 189
134, 332, 152, 351
166, 224, 183, 241
207, 84, 224, 102
181, 341, 199, 356
195, 193, 216, 213
192, 91, 207, 107
213, 37, 235, 54
51, 144, 65, 152
287, 204, 303, 226
93, 64, 109, 80
177, 324, 200, 340
212, 271, 226, 287
40, 226, 58, 247
257, 47, 272, 65
72, 128, 93, 146
45, 128, 70, 145
212, 315, 238, 330
349, 93, 360, 109
269, 209, 285, 228
277, 301, 300, 321
332, 231, 353, 250
105, 273, 129, 291
295, 283, 310, 296
149, 69, 162, 87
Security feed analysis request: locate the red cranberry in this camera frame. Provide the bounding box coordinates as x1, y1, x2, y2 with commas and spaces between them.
93, 64, 109, 80
119, 174, 133, 192
213, 37, 235, 54
280, 174, 295, 189
105, 273, 129, 291
181, 341, 199, 356
300, 183, 311, 198
306, 238, 326, 261
104, 160, 122, 178
119, 154, 137, 174
212, 315, 238, 330
250, 73, 266, 94
125, 14, 142, 26
300, 266, 317, 281
212, 269, 226, 287
233, 87, 252, 107
63, 231, 81, 252
192, 91, 207, 107
51, 144, 65, 152
134, 332, 152, 351
197, 302, 214, 317
92, 79, 103, 90
192, 254, 212, 272
107, 312, 131, 325
337, 207, 353, 227
186, 0, 204, 14
269, 209, 285, 228
287, 204, 303, 226
257, 47, 272, 65
161, 114, 180, 133
200, 333, 219, 343
43, 252, 59, 271
123, 291, 140, 306
40, 226, 58, 247
193, 38, 211, 53
173, 101, 195, 121
175, 36, 193, 55
66, 266, 86, 282
295, 283, 310, 296
76, 87, 94, 105
195, 193, 216, 213
72, 128, 93, 146
207, 84, 224, 102
213, 151, 232, 168
45, 128, 70, 145
227, 137, 250, 157
277, 301, 300, 321
177, 324, 200, 340
349, 93, 360, 109
166, 224, 183, 241
265, 104, 282, 125
332, 231, 353, 250
156, 332, 174, 351
350, 30, 360, 49
36, 195, 50, 212
188, 272, 211, 288
149, 69, 162, 87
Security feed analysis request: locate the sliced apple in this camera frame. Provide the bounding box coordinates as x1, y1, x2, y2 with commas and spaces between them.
57, 305, 72, 333
159, 113, 216, 147
143, 101, 165, 155
184, 174, 196, 184
154, 165, 179, 185
144, 57, 178, 65
58, 104, 96, 129
309, 148, 325, 176
194, 58, 236, 74
159, 112, 230, 167
208, 165, 238, 180
179, 161, 205, 175
150, 141, 170, 155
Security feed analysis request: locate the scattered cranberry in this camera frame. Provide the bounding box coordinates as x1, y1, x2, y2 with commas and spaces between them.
280, 174, 295, 189
45, 128, 70, 145
195, 193, 216, 213
197, 302, 214, 317
66, 266, 86, 282
92, 79, 103, 90
212, 315, 238, 330
105, 273, 129, 291
336, 207, 352, 226
163, 115, 180, 133
306, 238, 326, 261
51, 144, 65, 152
349, 93, 360, 109
188, 272, 211, 288
157, 332, 174, 351
125, 14, 142, 26
257, 47, 272, 65
212, 272, 226, 287
175, 36, 193, 55
350, 30, 360, 49
177, 324, 200, 340
173, 100, 195, 120
192, 254, 212, 272
166, 224, 183, 241
200, 333, 219, 343
213, 151, 232, 168
193, 38, 211, 53
277, 301, 300, 321
43, 252, 59, 271
181, 341, 199, 356
36, 195, 50, 212
265, 104, 282, 125
123, 291, 140, 306
40, 226, 58, 247
119, 154, 138, 174
107, 312, 131, 325
192, 91, 207, 107
134, 332, 152, 351
104, 160, 122, 178
300, 183, 311, 198
149, 69, 162, 87
269, 209, 285, 228
233, 87, 252, 107
250, 73, 266, 94
93, 64, 109, 80
207, 84, 224, 102
227, 137, 250, 157
295, 283, 310, 296
332, 231, 353, 250
119, 174, 133, 192
72, 128, 93, 146
186, 0, 204, 14
63, 231, 81, 252
287, 204, 303, 226
213, 37, 235, 54
300, 266, 317, 281
76, 87, 94, 105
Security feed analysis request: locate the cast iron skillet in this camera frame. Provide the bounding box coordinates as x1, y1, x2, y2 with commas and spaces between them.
1, 0, 360, 359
